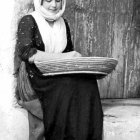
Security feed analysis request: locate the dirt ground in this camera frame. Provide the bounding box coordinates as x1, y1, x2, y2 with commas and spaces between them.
102, 99, 140, 140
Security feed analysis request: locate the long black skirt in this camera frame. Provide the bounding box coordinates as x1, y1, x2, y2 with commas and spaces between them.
31, 74, 103, 140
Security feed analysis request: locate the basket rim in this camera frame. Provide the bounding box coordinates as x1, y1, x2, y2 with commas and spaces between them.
43, 70, 107, 76
35, 56, 118, 64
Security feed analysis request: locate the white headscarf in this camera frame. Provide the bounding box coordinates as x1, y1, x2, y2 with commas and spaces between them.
34, 0, 66, 21
30, 0, 67, 53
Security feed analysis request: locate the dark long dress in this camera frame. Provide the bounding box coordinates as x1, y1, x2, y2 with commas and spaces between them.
15, 15, 103, 140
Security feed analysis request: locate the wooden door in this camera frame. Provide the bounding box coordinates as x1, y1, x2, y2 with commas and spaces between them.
64, 0, 140, 98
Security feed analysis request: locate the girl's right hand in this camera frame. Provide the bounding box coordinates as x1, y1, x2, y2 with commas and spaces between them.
66, 51, 82, 58
31, 50, 82, 63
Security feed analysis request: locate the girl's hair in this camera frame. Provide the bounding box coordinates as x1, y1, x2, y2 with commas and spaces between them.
41, 0, 43, 5
41, 0, 62, 5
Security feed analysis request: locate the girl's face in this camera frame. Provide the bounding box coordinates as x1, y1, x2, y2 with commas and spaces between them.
42, 0, 62, 14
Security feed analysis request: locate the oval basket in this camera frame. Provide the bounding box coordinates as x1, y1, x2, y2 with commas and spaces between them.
35, 57, 118, 79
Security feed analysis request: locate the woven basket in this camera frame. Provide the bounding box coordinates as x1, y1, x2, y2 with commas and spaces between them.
35, 57, 118, 79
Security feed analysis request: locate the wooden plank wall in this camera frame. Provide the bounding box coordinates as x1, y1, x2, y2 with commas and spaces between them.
13, 0, 140, 98
64, 0, 140, 98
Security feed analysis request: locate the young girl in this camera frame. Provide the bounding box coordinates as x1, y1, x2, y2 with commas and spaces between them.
15, 0, 103, 139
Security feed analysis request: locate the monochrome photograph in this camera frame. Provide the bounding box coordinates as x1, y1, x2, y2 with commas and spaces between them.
0, 0, 140, 140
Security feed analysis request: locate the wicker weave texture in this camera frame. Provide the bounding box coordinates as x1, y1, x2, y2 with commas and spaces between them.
35, 57, 118, 77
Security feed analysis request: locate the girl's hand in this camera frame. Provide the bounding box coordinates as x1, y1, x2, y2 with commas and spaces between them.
66, 51, 82, 58
30, 50, 82, 63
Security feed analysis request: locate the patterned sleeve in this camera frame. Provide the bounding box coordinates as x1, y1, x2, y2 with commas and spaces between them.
64, 19, 74, 52
16, 15, 37, 62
